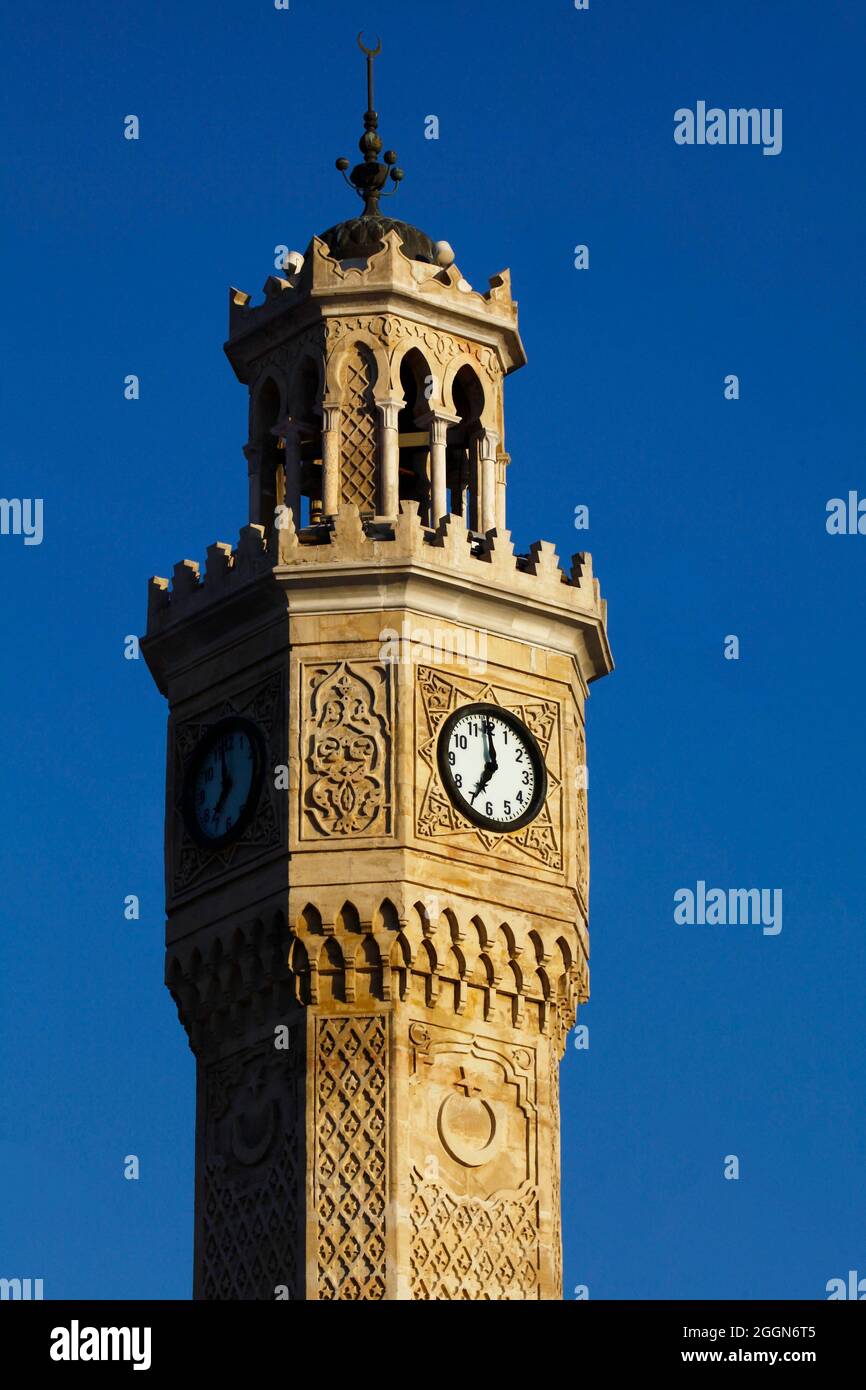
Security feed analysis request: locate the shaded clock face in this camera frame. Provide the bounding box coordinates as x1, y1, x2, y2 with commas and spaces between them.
437, 703, 547, 833
181, 716, 265, 848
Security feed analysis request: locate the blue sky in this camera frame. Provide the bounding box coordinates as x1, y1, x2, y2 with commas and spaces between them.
1, 0, 864, 1299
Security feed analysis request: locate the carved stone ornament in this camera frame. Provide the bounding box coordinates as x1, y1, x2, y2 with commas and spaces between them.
408, 1023, 541, 1300
315, 1015, 388, 1300
301, 660, 392, 839
200, 1035, 302, 1301
324, 313, 502, 383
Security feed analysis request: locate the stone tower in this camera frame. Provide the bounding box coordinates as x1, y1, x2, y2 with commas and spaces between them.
142, 41, 612, 1301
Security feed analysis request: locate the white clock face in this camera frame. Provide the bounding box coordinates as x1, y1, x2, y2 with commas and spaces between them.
184, 719, 263, 845
438, 705, 546, 831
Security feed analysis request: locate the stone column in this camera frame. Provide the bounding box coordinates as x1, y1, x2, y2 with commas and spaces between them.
496, 451, 511, 533
321, 402, 342, 518
479, 429, 500, 534
242, 442, 262, 525
271, 418, 303, 527
376, 397, 403, 518
419, 410, 460, 527
467, 434, 481, 533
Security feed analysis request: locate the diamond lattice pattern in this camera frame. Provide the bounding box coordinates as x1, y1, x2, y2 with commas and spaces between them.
202, 1132, 300, 1301
340, 346, 379, 515
316, 1016, 388, 1299
410, 1169, 540, 1300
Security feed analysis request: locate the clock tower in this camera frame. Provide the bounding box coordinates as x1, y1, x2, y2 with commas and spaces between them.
142, 41, 612, 1300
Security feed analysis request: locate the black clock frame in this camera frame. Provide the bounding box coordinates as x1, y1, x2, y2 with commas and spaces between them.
181, 715, 267, 850
436, 702, 548, 833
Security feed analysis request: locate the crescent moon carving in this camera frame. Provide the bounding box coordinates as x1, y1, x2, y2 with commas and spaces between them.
357, 31, 382, 58
230, 1100, 277, 1167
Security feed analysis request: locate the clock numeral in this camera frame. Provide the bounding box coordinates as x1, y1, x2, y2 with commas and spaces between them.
522, 770, 530, 784
515, 749, 523, 763
504, 800, 512, 816
485, 801, 493, 817
455, 774, 462, 788
455, 734, 468, 750
448, 751, 456, 766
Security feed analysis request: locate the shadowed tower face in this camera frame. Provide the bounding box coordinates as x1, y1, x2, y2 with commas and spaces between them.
142, 39, 612, 1301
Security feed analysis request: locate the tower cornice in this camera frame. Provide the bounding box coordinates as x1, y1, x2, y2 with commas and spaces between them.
225, 231, 525, 385
143, 502, 612, 691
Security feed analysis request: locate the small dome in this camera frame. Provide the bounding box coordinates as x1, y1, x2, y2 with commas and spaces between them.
315, 215, 437, 265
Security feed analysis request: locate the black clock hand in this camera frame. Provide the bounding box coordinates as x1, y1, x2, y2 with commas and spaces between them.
485, 717, 497, 766
468, 718, 500, 803
470, 754, 498, 805
469, 762, 495, 803
215, 750, 232, 813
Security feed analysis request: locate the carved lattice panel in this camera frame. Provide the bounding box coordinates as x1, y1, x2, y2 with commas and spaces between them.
301, 659, 392, 839
340, 344, 378, 515
200, 1038, 302, 1300
410, 1172, 540, 1300
315, 1015, 388, 1300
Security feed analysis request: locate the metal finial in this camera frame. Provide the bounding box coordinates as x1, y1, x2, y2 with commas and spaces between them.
335, 36, 404, 218
357, 32, 381, 110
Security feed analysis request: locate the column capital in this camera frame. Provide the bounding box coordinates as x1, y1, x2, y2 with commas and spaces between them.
479, 428, 501, 459
375, 396, 404, 431
242, 442, 261, 475
417, 408, 460, 443
270, 415, 306, 444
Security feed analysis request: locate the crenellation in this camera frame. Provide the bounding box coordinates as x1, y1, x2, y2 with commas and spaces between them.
236, 522, 268, 564
146, 575, 169, 623
262, 275, 293, 299
147, 499, 608, 646
204, 541, 234, 584
172, 558, 201, 596
146, 525, 271, 633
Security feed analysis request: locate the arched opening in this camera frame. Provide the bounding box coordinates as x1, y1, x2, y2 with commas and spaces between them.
376, 898, 401, 933
289, 356, 323, 528
448, 366, 485, 528
320, 937, 346, 1003
337, 900, 362, 934
397, 349, 432, 518
252, 377, 282, 538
